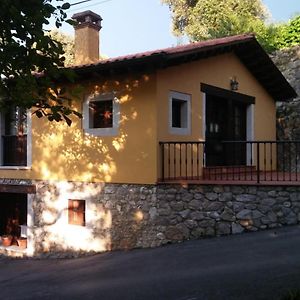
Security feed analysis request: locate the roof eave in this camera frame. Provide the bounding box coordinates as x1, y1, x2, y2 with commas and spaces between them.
69, 34, 297, 102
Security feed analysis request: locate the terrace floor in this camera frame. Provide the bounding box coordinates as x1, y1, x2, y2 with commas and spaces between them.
159, 171, 300, 186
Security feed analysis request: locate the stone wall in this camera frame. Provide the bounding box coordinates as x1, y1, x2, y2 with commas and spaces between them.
271, 46, 300, 140
30, 181, 300, 256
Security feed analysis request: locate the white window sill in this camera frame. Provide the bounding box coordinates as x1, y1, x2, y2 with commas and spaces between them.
84, 127, 118, 136
0, 166, 31, 170
169, 127, 191, 136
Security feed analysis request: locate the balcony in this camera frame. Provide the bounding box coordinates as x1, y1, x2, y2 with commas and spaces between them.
2, 135, 27, 166
159, 141, 300, 185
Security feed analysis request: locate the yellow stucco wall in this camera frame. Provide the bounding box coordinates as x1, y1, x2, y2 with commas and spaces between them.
0, 74, 158, 184
156, 53, 276, 179
157, 52, 276, 142
0, 52, 277, 184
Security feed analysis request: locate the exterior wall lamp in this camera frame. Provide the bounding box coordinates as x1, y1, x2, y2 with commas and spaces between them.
230, 76, 239, 91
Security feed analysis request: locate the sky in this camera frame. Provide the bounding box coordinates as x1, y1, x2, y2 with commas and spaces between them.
56, 0, 300, 58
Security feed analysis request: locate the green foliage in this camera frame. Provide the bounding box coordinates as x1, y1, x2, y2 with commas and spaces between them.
162, 0, 268, 39
48, 30, 75, 66
276, 15, 300, 49
161, 0, 287, 53
0, 0, 81, 125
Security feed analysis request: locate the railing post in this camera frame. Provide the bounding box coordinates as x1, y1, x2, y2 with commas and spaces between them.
161, 143, 165, 182
256, 142, 260, 184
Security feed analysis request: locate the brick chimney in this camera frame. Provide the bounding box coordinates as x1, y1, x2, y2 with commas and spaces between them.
72, 10, 102, 65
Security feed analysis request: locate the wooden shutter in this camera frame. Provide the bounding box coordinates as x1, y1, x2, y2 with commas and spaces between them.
68, 200, 85, 226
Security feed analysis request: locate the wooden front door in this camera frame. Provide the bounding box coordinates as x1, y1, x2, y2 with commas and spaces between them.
205, 94, 247, 166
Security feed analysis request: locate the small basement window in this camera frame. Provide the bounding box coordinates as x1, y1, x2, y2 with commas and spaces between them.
83, 93, 120, 136
68, 199, 85, 226
169, 91, 191, 135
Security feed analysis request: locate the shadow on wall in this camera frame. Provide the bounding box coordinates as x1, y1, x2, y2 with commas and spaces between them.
29, 74, 154, 254
32, 181, 149, 254
32, 74, 153, 183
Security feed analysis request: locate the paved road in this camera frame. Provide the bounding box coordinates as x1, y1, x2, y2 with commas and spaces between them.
1, 226, 300, 300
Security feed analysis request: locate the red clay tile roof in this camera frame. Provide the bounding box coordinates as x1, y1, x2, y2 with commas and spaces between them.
70, 34, 296, 101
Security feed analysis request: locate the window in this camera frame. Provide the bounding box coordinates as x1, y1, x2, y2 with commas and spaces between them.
83, 93, 120, 136
89, 100, 113, 128
1, 106, 28, 166
68, 199, 85, 226
169, 91, 191, 135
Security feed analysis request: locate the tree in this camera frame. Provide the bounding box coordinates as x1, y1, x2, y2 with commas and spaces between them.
0, 0, 81, 125
162, 0, 279, 52
48, 30, 75, 66
276, 15, 300, 49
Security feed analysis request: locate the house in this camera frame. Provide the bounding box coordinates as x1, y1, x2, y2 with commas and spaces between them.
0, 10, 298, 257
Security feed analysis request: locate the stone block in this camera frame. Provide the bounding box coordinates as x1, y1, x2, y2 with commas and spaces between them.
261, 198, 276, 206
252, 210, 264, 219
236, 194, 257, 203
182, 193, 194, 202
158, 208, 171, 216
245, 204, 257, 210
267, 190, 277, 197
216, 222, 231, 235
194, 193, 204, 200
190, 211, 205, 221
165, 226, 183, 241
191, 227, 205, 238
149, 207, 158, 220
170, 201, 184, 211
156, 233, 165, 240
206, 202, 224, 211
236, 209, 252, 219
233, 202, 245, 212
209, 211, 220, 220
231, 186, 245, 194
286, 212, 298, 225
291, 193, 300, 202
198, 219, 215, 228
220, 208, 235, 222
188, 199, 202, 210
176, 223, 190, 239
219, 192, 233, 202
184, 220, 198, 229
257, 205, 271, 214
205, 193, 218, 201
179, 209, 191, 219
247, 187, 257, 195
213, 186, 224, 193
204, 227, 215, 236
232, 223, 244, 234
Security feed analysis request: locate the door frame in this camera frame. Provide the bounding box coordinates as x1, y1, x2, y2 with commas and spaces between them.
201, 83, 255, 166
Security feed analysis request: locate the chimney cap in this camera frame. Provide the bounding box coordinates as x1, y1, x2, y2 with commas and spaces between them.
72, 10, 102, 30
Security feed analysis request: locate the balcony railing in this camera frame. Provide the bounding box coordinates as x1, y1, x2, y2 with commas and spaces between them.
2, 135, 27, 166
159, 141, 300, 184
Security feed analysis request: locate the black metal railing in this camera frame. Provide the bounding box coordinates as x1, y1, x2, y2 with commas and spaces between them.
159, 140, 300, 183
2, 135, 27, 166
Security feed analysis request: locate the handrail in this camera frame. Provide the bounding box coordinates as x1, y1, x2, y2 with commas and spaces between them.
159, 140, 300, 184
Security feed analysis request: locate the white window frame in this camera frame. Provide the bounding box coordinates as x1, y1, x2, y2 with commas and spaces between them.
0, 109, 32, 169
169, 91, 191, 135
83, 93, 120, 136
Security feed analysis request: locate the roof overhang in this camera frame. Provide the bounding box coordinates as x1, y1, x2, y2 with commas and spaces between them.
69, 34, 297, 102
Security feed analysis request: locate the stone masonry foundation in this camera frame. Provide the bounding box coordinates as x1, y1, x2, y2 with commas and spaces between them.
28, 181, 300, 256
0, 179, 299, 256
